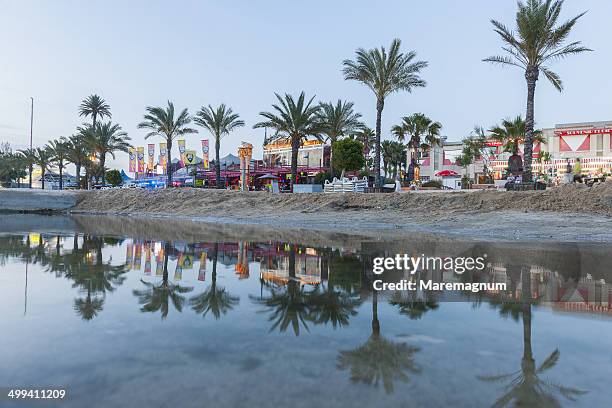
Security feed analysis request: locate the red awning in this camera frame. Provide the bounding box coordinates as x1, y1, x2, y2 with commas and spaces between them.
435, 170, 459, 177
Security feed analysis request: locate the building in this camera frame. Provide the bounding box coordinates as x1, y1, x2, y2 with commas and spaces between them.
263, 139, 330, 169
422, 120, 612, 183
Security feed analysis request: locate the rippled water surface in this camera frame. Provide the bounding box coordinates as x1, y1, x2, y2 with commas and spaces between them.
1, 215, 611, 408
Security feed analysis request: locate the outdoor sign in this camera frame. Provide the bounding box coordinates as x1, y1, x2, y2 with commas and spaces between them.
137, 147, 145, 173
555, 128, 612, 136
128, 147, 136, 172
178, 254, 194, 269
485, 140, 504, 147
184, 150, 197, 165
178, 139, 186, 166
201, 139, 209, 169
147, 144, 155, 171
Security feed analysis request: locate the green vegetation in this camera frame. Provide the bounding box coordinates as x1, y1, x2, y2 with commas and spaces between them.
105, 169, 123, 187
331, 138, 365, 173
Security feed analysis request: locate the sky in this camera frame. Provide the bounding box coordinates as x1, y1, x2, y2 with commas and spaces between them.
1, 0, 610, 172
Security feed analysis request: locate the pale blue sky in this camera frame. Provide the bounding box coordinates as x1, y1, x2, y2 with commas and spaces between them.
1, 0, 610, 170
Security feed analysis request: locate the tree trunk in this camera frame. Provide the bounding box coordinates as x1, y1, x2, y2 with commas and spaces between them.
290, 134, 300, 192
75, 163, 81, 190
521, 265, 533, 365
166, 140, 173, 187
28, 164, 32, 188
215, 134, 221, 188
371, 289, 380, 337
41, 169, 45, 189
523, 67, 539, 182
374, 99, 384, 187
59, 159, 63, 190
100, 154, 106, 185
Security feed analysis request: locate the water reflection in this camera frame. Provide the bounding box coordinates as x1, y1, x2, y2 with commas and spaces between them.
479, 263, 586, 407
2, 229, 610, 404
133, 242, 194, 319
190, 243, 240, 319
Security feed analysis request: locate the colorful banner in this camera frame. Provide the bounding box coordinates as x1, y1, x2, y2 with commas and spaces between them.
137, 147, 145, 173
147, 144, 155, 171
144, 244, 152, 275
128, 147, 136, 173
134, 243, 142, 270
159, 142, 167, 174
198, 252, 207, 281
184, 150, 197, 166
155, 246, 165, 276
178, 139, 186, 166
201, 139, 209, 170
125, 242, 134, 269
174, 264, 183, 281
178, 254, 194, 270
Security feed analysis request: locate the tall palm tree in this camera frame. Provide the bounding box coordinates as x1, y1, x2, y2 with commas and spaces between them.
17, 147, 37, 188
190, 243, 240, 319
351, 126, 376, 172
46, 138, 69, 190
316, 100, 362, 172
489, 116, 545, 156
137, 101, 197, 186
484, 0, 591, 181
194, 104, 245, 188
391, 113, 442, 162
253, 92, 322, 192
79, 94, 111, 129
343, 39, 428, 187
479, 265, 586, 406
133, 242, 194, 319
65, 134, 90, 189
32, 147, 53, 189
337, 290, 421, 394
82, 122, 131, 184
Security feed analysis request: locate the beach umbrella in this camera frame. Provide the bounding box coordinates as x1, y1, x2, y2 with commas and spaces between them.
435, 170, 459, 177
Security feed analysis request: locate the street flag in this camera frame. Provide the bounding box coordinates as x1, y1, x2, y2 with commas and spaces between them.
178, 139, 186, 166
137, 147, 145, 173
201, 139, 209, 170
184, 150, 197, 165
128, 147, 136, 173
134, 243, 142, 270
198, 252, 207, 281
144, 245, 152, 275
147, 144, 155, 171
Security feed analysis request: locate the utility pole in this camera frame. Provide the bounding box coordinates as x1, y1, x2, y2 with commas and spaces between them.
30, 97, 33, 149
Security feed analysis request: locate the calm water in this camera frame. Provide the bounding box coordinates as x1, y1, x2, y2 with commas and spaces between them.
1, 215, 611, 408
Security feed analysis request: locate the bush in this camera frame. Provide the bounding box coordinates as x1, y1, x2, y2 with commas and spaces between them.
421, 180, 442, 188
106, 169, 123, 187
332, 139, 365, 172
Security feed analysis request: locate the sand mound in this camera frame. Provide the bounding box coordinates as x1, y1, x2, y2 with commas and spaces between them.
74, 182, 612, 218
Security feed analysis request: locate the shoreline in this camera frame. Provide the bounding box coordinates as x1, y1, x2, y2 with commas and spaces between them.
2, 185, 612, 242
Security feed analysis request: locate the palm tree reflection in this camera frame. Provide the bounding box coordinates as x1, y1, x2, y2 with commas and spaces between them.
480, 265, 586, 407
190, 243, 239, 319
337, 290, 421, 394
133, 242, 193, 319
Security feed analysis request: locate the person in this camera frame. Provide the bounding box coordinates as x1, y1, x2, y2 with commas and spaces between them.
573, 158, 583, 183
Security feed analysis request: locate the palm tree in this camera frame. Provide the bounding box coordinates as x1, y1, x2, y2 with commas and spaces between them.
79, 94, 111, 129
65, 134, 90, 189
391, 113, 442, 163
351, 126, 376, 172
308, 282, 361, 329
17, 147, 37, 188
194, 104, 245, 188
82, 122, 131, 184
337, 290, 421, 394
46, 138, 69, 190
479, 265, 586, 406
32, 147, 53, 189
137, 101, 197, 186
484, 0, 591, 181
133, 242, 194, 319
190, 243, 240, 319
316, 100, 362, 172
343, 39, 428, 187
489, 116, 545, 156
253, 93, 322, 192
